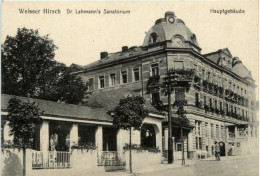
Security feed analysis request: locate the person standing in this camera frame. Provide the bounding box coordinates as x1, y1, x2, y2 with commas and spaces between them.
214, 141, 220, 161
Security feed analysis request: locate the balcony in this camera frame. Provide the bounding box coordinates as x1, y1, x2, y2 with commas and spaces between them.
164, 69, 195, 86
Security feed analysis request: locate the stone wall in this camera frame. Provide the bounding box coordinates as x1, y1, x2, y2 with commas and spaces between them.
124, 150, 161, 171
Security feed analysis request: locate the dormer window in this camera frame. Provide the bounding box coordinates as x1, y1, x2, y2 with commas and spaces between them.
149, 33, 159, 44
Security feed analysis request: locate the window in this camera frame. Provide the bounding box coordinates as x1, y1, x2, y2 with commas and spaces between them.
152, 92, 160, 106
246, 111, 247, 118
175, 88, 185, 102
211, 124, 214, 138
174, 61, 184, 69
204, 96, 207, 106
221, 126, 224, 139
195, 121, 201, 136
216, 125, 219, 138
177, 144, 182, 151
242, 110, 244, 117
88, 78, 94, 91
220, 102, 223, 111
149, 33, 158, 43
196, 137, 202, 150
99, 76, 104, 88
121, 70, 127, 84
110, 73, 116, 86
202, 69, 205, 80
205, 123, 208, 137
133, 68, 140, 82
151, 63, 159, 76
195, 93, 199, 104
207, 72, 210, 81
215, 100, 217, 109
209, 98, 212, 108
245, 90, 247, 95
226, 103, 229, 113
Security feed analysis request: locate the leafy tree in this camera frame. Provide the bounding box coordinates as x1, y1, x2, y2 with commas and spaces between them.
6, 97, 43, 176
2, 27, 87, 104
1, 28, 57, 97
108, 96, 148, 173
173, 102, 191, 165
55, 74, 87, 104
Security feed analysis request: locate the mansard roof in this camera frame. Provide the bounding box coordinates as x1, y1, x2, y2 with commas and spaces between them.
1, 94, 112, 122
232, 60, 253, 80
204, 48, 254, 81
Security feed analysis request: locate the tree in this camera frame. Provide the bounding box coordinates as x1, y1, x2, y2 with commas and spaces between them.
108, 96, 148, 173
2, 27, 87, 104
55, 74, 87, 104
1, 28, 57, 97
6, 97, 43, 176
174, 101, 191, 166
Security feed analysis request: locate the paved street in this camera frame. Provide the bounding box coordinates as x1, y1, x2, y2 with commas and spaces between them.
137, 156, 259, 176
91, 155, 258, 176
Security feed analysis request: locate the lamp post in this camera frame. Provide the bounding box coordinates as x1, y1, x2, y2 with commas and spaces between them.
164, 71, 179, 164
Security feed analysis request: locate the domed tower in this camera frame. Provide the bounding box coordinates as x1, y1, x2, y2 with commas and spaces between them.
143, 11, 201, 53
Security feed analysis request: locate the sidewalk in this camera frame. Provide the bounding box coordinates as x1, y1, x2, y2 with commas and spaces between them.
102, 155, 257, 176
198, 154, 257, 161
134, 159, 194, 174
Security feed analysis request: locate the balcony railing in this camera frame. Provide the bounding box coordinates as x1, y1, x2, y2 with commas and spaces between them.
237, 131, 248, 138
97, 151, 125, 166
32, 151, 71, 169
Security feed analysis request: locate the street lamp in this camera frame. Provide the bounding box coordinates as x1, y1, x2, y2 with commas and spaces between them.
164, 70, 179, 164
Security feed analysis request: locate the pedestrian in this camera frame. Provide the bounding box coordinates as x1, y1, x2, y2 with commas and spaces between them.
214, 141, 220, 161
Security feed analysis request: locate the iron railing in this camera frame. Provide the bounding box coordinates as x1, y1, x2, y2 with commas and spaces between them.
32, 151, 71, 169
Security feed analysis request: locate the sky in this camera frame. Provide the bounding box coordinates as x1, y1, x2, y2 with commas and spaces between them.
1, 1, 259, 99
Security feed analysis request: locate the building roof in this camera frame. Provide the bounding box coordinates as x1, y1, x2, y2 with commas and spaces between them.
83, 47, 143, 70
143, 11, 199, 48
85, 88, 163, 115
1, 94, 112, 122
232, 60, 253, 80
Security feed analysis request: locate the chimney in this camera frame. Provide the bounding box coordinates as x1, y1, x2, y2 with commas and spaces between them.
100, 52, 108, 59
122, 46, 128, 52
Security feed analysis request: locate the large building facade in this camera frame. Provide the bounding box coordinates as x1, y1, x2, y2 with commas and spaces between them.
70, 11, 258, 159
1, 11, 258, 176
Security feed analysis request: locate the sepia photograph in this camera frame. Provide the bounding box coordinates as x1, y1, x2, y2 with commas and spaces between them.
1, 1, 259, 176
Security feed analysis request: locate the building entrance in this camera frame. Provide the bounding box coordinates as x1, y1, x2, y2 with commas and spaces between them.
219, 141, 225, 156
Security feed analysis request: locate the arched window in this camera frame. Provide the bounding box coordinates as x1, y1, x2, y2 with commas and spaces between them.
149, 33, 159, 44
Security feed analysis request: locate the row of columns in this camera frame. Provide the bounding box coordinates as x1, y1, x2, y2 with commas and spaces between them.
3, 119, 162, 153
38, 120, 104, 152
